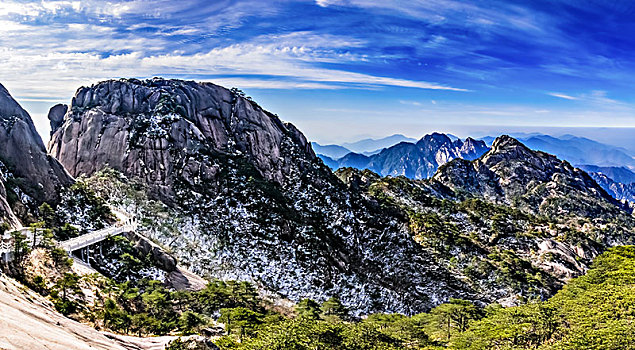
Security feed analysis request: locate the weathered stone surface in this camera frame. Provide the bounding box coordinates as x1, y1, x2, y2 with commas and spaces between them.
48, 103, 68, 135
0, 274, 129, 350
0, 178, 20, 228
0, 83, 72, 225
124, 231, 177, 272
49, 78, 465, 315
49, 79, 313, 201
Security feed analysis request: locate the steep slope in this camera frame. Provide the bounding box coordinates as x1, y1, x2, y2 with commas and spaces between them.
480, 134, 635, 171
0, 274, 130, 350
589, 172, 635, 203
0, 175, 19, 228
431, 135, 628, 219
340, 138, 635, 307
578, 165, 635, 184
0, 83, 72, 226
48, 78, 467, 315
332, 133, 489, 179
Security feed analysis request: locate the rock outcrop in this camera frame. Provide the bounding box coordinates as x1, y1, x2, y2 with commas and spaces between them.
49, 79, 312, 201
0, 274, 130, 350
0, 176, 20, 228
48, 79, 632, 315
48, 78, 467, 315
0, 83, 72, 226
432, 135, 627, 218
48, 103, 68, 135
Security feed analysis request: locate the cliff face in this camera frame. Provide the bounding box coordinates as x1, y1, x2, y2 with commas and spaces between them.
48, 79, 633, 314
49, 79, 313, 201
48, 78, 467, 315
0, 177, 19, 228
0, 83, 72, 226
590, 172, 635, 204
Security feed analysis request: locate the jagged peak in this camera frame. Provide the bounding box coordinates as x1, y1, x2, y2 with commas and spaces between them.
477, 134, 563, 172
464, 136, 482, 145
490, 134, 527, 150
419, 132, 452, 144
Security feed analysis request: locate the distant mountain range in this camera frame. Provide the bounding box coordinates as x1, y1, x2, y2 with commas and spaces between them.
577, 165, 635, 184
310, 142, 352, 159
590, 173, 635, 203
312, 134, 417, 160
317, 133, 489, 179
312, 132, 635, 204
341, 134, 416, 154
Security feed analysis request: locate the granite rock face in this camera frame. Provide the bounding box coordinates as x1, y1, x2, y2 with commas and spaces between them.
49, 78, 466, 315
49, 78, 313, 201
44, 79, 634, 314
0, 176, 20, 228
590, 172, 635, 204
0, 83, 72, 226
47, 103, 68, 136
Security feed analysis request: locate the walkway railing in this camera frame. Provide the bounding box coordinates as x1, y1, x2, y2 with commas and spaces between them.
60, 224, 136, 252
0, 207, 137, 261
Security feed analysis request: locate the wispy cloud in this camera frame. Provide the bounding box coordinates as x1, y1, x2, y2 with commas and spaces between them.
548, 92, 579, 100
1, 0, 634, 140
547, 90, 622, 106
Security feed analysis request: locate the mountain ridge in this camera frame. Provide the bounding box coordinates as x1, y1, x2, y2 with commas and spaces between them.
44, 79, 634, 317
319, 132, 489, 179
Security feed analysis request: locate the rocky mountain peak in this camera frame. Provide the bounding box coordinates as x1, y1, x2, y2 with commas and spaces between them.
431, 136, 625, 217
49, 78, 314, 199
490, 134, 524, 149
480, 135, 559, 172
47, 104, 67, 136
325, 132, 490, 179
417, 132, 452, 148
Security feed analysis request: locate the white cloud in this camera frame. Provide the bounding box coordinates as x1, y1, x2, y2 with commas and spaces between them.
547, 90, 622, 105
0, 24, 468, 104
548, 92, 579, 100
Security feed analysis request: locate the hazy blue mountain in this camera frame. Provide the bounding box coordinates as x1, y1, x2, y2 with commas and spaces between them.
310, 142, 352, 159
316, 154, 339, 169
337, 152, 371, 169
326, 133, 489, 179
341, 134, 416, 153
446, 133, 460, 141
521, 135, 635, 169
578, 165, 635, 184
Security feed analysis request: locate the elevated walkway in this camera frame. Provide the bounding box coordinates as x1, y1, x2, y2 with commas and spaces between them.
1, 207, 137, 262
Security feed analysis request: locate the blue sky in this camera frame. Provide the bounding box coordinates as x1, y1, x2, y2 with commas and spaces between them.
1, 0, 634, 144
